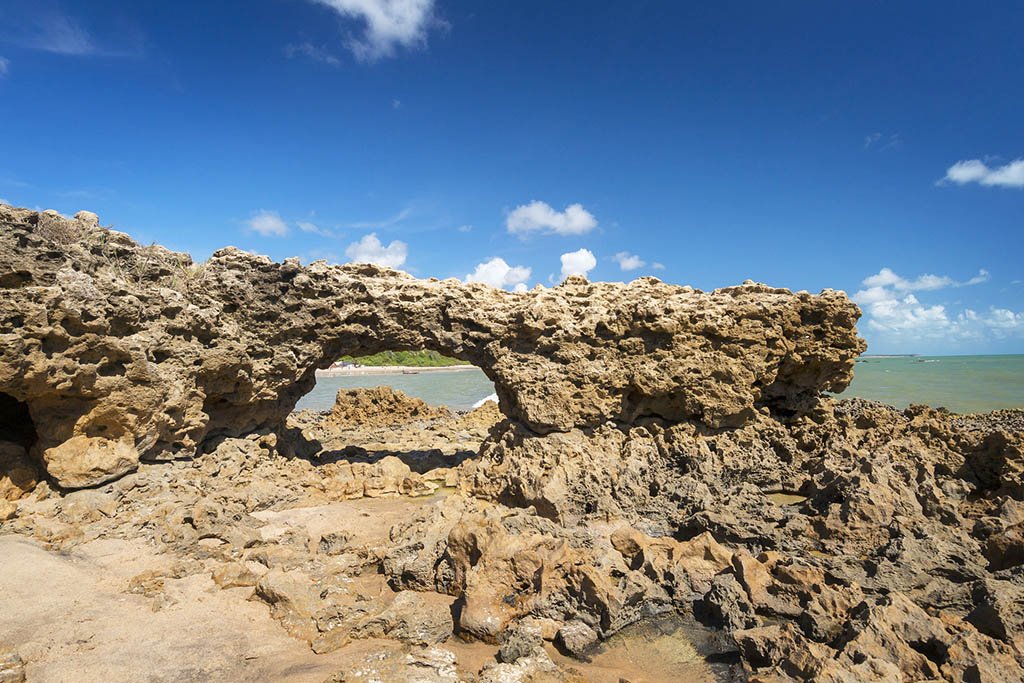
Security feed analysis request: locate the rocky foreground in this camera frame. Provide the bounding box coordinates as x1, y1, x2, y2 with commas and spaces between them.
2, 206, 1024, 681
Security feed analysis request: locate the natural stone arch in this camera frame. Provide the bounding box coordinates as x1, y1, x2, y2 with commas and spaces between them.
0, 205, 865, 489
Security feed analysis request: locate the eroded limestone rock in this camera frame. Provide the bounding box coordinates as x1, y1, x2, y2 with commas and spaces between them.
5, 205, 1024, 681
0, 204, 862, 489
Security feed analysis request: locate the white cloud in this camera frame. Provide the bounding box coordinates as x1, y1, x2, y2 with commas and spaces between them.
346, 207, 412, 229
285, 42, 342, 67
853, 266, 1021, 346
507, 201, 598, 237
297, 220, 335, 237
560, 248, 597, 280
941, 158, 1024, 188
465, 257, 531, 290
6, 9, 144, 58
457, 224, 473, 233
864, 294, 953, 336
0, 57, 8, 77
310, 0, 438, 62
864, 132, 901, 151
652, 262, 666, 270
27, 13, 98, 55
985, 308, 1024, 332
613, 251, 645, 271
344, 232, 407, 268
246, 210, 289, 237
859, 267, 988, 293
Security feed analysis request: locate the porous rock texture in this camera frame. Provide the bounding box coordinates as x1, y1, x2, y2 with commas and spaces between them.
0, 204, 861, 488
4, 204, 1024, 682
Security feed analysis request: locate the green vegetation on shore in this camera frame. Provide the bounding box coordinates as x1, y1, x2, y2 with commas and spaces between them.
339, 350, 464, 367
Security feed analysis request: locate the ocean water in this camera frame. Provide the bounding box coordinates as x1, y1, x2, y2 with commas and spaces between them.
838, 354, 1024, 413
295, 355, 1024, 415
296, 369, 495, 413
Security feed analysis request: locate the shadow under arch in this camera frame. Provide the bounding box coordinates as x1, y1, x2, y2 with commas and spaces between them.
277, 345, 503, 477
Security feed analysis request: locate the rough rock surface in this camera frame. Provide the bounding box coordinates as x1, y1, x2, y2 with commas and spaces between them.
0, 204, 861, 488
3, 204, 1024, 682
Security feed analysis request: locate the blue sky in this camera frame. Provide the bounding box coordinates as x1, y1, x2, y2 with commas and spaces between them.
0, 0, 1021, 355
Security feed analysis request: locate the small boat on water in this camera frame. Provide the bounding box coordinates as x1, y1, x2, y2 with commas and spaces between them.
402, 370, 420, 375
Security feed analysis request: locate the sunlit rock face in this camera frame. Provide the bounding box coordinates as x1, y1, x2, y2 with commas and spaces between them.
0, 204, 863, 488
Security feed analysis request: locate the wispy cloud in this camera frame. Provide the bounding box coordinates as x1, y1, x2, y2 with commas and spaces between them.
284, 42, 342, 67
560, 248, 597, 280
345, 207, 413, 229
465, 257, 531, 291
56, 187, 115, 201
858, 266, 989, 297
297, 220, 336, 237
507, 201, 598, 237
864, 132, 901, 151
345, 232, 407, 268
940, 158, 1024, 189
2, 7, 144, 58
0, 57, 9, 77
308, 0, 440, 62
244, 210, 340, 238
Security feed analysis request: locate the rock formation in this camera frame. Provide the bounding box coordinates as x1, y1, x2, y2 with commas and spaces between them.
0, 204, 860, 488
3, 204, 1023, 682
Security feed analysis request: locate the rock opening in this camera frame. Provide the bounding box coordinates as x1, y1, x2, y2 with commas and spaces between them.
4, 205, 1024, 681
0, 393, 35, 450
0, 392, 38, 500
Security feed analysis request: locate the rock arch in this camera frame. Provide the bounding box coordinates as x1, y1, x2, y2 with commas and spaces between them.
0, 204, 864, 489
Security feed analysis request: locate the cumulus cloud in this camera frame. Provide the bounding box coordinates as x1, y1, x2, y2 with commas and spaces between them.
863, 297, 1024, 341
652, 262, 666, 270
613, 251, 645, 271
862, 294, 952, 336
560, 248, 597, 280
853, 266, 1021, 344
246, 210, 289, 237
310, 0, 438, 62
507, 201, 598, 237
0, 57, 8, 77
344, 232, 407, 268
941, 159, 1024, 188
285, 42, 342, 67
465, 257, 531, 290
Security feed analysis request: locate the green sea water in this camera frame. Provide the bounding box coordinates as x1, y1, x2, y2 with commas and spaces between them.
296, 369, 496, 413
838, 354, 1024, 413
296, 355, 1024, 415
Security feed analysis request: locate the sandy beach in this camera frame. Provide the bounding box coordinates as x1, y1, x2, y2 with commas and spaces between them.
315, 364, 478, 377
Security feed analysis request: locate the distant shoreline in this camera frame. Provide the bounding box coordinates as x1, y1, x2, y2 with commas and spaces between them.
315, 364, 479, 377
